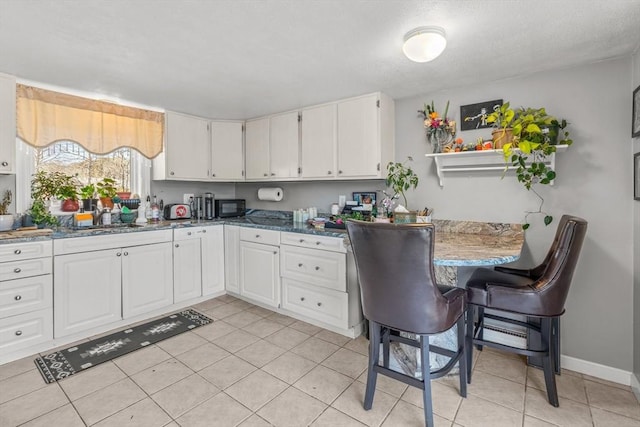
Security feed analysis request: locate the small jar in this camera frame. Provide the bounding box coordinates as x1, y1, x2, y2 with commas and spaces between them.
102, 208, 112, 225
331, 203, 340, 215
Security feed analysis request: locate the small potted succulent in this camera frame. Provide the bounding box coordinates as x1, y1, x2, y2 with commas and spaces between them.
0, 190, 14, 231
96, 177, 117, 209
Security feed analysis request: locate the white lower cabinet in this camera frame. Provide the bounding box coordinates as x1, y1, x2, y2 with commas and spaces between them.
240, 241, 280, 308
282, 278, 348, 329
54, 249, 123, 338
224, 225, 240, 293
53, 230, 173, 338
173, 231, 203, 303
201, 225, 225, 296
122, 242, 173, 318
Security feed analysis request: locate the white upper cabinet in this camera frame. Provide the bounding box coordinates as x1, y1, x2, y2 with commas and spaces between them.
269, 111, 300, 179
154, 111, 210, 181
337, 93, 394, 179
210, 121, 244, 181
245, 117, 271, 180
301, 103, 337, 179
0, 73, 16, 174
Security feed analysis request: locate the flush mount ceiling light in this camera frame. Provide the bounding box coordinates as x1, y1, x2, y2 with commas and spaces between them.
402, 26, 447, 63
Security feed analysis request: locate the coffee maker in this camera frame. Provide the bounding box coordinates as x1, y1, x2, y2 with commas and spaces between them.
204, 193, 214, 220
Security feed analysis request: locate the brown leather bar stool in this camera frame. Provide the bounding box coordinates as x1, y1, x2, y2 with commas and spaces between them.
346, 220, 468, 427
464, 215, 587, 407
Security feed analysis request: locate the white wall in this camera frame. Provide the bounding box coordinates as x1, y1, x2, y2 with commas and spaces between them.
394, 58, 635, 372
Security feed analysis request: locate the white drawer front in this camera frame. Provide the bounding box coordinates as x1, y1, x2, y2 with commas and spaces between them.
0, 275, 52, 319
280, 232, 345, 253
173, 227, 202, 241
0, 308, 53, 354
0, 240, 52, 263
281, 245, 346, 291
282, 278, 348, 329
0, 258, 52, 282
240, 227, 280, 245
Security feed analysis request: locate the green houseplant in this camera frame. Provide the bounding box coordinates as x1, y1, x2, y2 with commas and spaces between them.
96, 177, 117, 209
79, 183, 97, 211
486, 102, 516, 149
499, 106, 572, 229
56, 175, 80, 212
385, 156, 419, 210
28, 199, 59, 228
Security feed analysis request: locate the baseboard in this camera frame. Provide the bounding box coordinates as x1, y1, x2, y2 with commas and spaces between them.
561, 355, 633, 386
631, 373, 640, 401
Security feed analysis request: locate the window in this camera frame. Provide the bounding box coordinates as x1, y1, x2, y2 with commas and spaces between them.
15, 139, 150, 213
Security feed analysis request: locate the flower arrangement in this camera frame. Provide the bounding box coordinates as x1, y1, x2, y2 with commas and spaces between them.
419, 101, 457, 152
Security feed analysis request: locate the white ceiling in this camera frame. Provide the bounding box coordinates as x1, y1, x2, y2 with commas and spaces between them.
1, 1, 639, 119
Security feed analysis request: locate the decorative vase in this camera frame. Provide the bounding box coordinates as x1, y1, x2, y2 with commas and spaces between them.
61, 199, 80, 212
428, 128, 455, 153
0, 214, 14, 231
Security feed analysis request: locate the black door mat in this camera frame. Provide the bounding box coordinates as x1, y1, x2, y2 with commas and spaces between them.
35, 309, 212, 384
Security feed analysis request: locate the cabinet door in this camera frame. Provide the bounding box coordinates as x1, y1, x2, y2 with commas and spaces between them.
201, 226, 225, 296
269, 111, 299, 179
122, 242, 173, 318
53, 249, 122, 338
173, 238, 202, 303
211, 121, 244, 181
337, 94, 380, 178
301, 104, 336, 179
165, 111, 210, 180
0, 73, 16, 174
224, 225, 240, 294
245, 118, 270, 180
239, 241, 280, 308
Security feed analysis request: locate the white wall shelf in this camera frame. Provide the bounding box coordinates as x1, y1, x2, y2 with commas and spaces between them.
425, 145, 568, 187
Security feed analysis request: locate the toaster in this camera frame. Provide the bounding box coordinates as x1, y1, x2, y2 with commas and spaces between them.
164, 204, 191, 220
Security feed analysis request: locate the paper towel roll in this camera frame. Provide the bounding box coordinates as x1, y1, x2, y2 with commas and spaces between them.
258, 187, 284, 202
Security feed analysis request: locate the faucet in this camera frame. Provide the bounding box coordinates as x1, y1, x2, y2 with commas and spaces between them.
92, 207, 112, 225
92, 208, 104, 225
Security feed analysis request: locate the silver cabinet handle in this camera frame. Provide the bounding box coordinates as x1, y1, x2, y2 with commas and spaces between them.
202, 229, 207, 233
116, 252, 122, 257
14, 295, 22, 301
317, 302, 322, 307
212, 173, 216, 177
298, 263, 303, 267
175, 244, 179, 248
263, 173, 268, 177
271, 173, 275, 176
338, 170, 343, 174
300, 297, 305, 301
1, 161, 8, 167
273, 251, 277, 255
15, 330, 22, 336
315, 241, 321, 245
187, 231, 192, 236
255, 234, 260, 238
170, 171, 175, 175
14, 249, 21, 254
328, 171, 332, 174
315, 266, 320, 271
13, 268, 21, 273
299, 239, 304, 243
123, 251, 128, 256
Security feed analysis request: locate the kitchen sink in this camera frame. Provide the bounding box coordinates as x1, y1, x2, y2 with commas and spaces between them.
72, 223, 145, 231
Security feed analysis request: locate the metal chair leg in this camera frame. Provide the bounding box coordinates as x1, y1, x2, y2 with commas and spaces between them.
382, 327, 390, 369
457, 314, 467, 397
476, 307, 484, 351
364, 320, 380, 410
541, 317, 559, 407
465, 305, 475, 383
552, 317, 561, 375
420, 335, 435, 427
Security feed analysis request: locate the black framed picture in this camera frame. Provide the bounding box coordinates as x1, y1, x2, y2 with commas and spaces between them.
460, 99, 503, 131
352, 192, 376, 206
633, 85, 640, 138
635, 152, 640, 201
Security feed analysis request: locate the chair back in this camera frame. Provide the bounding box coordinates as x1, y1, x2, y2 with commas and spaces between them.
530, 215, 588, 316
346, 220, 459, 334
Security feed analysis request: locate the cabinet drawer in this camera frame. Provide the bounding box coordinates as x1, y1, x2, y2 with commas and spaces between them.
0, 275, 52, 319
0, 308, 53, 354
174, 227, 201, 240
240, 227, 280, 245
282, 278, 348, 329
0, 240, 52, 263
0, 257, 52, 282
281, 245, 346, 291
280, 232, 345, 253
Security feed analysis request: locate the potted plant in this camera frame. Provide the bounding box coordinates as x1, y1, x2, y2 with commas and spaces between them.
96, 177, 117, 209
0, 190, 13, 231
486, 102, 516, 149
385, 156, 419, 222
500, 106, 572, 229
79, 183, 97, 211
56, 175, 80, 212
27, 199, 59, 228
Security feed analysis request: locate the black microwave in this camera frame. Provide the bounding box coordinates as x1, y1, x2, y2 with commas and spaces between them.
215, 199, 246, 218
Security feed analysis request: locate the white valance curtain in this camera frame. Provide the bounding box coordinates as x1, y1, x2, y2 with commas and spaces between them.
16, 84, 164, 159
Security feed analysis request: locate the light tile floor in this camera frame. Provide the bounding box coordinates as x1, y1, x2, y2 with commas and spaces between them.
1, 295, 639, 427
